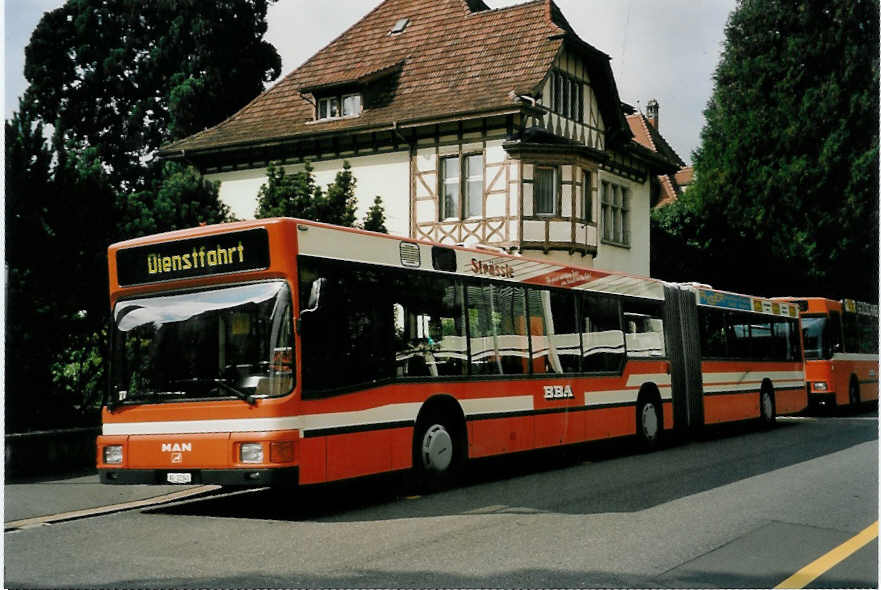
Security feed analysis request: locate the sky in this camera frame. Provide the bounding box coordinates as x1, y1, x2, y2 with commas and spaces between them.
4, 0, 736, 165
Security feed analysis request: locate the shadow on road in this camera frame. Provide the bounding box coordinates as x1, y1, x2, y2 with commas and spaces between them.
147, 408, 878, 523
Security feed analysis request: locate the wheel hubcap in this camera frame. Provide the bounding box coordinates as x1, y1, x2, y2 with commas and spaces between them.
641, 404, 658, 440
422, 424, 452, 472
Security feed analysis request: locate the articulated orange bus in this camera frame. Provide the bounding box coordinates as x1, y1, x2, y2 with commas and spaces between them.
779, 297, 878, 410
98, 219, 806, 488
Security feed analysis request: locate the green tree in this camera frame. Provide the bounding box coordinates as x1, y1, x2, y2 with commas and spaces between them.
653, 0, 879, 301
363, 197, 389, 233
6, 0, 281, 431
23, 0, 281, 191
255, 161, 384, 231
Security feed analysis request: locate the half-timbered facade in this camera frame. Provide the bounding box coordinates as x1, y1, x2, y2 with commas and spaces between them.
160, 0, 679, 275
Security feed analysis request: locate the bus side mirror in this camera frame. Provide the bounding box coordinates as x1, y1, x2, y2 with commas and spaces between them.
302, 278, 326, 314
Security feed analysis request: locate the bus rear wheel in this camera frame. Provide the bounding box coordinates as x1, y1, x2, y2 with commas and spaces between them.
412, 415, 464, 492
636, 398, 662, 451
759, 384, 776, 427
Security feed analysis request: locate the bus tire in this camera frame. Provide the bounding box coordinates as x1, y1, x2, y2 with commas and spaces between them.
636, 396, 662, 451
849, 378, 861, 409
412, 412, 465, 492
759, 382, 776, 427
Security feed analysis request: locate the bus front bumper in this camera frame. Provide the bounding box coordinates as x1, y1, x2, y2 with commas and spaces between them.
99, 467, 299, 487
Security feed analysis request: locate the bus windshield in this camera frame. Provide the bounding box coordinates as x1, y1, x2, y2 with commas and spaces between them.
801, 315, 828, 360
110, 281, 294, 405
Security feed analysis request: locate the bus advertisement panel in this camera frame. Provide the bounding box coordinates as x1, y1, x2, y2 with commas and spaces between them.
97, 219, 805, 489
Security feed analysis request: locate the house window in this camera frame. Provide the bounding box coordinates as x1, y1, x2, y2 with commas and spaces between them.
464, 154, 483, 217
562, 76, 570, 119
316, 93, 362, 121
549, 69, 583, 123
554, 72, 563, 113
601, 181, 630, 245
440, 154, 483, 220
582, 170, 592, 222
341, 94, 361, 117
534, 167, 556, 216
440, 156, 460, 220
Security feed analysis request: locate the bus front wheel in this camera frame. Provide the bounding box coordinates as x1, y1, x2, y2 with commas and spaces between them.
849, 378, 861, 408
412, 414, 465, 492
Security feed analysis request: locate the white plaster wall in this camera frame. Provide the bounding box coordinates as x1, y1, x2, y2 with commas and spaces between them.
593, 172, 650, 277
207, 150, 411, 237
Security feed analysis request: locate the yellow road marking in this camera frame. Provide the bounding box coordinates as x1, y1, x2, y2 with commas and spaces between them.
774, 521, 878, 588
4, 485, 220, 531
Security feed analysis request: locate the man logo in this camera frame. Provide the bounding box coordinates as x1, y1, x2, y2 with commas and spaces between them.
171, 452, 183, 464
161, 442, 192, 453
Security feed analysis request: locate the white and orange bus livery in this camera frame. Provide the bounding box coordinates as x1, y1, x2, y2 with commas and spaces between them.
780, 297, 878, 410
98, 219, 806, 488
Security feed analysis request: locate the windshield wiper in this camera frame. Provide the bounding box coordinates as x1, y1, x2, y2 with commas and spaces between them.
171, 377, 256, 405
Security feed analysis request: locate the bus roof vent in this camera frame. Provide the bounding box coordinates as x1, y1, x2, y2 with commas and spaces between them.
399, 242, 421, 268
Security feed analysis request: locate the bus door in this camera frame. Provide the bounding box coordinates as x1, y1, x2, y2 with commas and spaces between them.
663, 285, 704, 436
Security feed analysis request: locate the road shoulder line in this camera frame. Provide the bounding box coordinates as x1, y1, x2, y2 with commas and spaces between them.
774, 520, 879, 588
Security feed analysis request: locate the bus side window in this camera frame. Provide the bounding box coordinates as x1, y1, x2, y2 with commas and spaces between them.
843, 311, 861, 353
391, 274, 466, 378
581, 294, 624, 372
527, 289, 580, 374
727, 312, 753, 359
699, 308, 728, 358
466, 282, 528, 376
622, 299, 666, 358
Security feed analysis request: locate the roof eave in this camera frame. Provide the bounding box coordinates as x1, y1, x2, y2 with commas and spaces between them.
158, 104, 531, 162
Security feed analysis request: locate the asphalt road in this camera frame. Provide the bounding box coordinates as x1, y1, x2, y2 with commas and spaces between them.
4, 409, 877, 589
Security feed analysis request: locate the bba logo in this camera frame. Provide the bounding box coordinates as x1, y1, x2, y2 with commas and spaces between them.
161, 442, 192, 464
543, 385, 574, 400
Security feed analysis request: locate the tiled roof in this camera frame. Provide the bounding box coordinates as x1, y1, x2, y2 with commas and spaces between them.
674, 166, 694, 186
162, 0, 601, 156
655, 174, 678, 207
626, 113, 685, 168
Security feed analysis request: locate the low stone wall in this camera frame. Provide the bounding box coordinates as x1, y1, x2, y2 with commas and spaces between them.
5, 427, 100, 478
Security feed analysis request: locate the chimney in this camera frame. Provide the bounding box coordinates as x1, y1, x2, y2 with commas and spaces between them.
646, 99, 659, 129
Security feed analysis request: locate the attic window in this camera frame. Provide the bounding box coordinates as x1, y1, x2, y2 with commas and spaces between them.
389, 18, 409, 34
316, 93, 362, 121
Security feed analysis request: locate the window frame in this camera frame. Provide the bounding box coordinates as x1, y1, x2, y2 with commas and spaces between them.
315, 92, 363, 121
533, 165, 557, 217
582, 169, 593, 222
439, 152, 484, 221
601, 180, 631, 247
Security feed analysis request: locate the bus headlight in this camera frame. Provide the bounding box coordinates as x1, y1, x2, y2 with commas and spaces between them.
103, 445, 123, 465
813, 382, 828, 392
240, 443, 264, 464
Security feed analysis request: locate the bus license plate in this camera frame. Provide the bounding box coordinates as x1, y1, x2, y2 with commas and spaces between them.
166, 472, 192, 484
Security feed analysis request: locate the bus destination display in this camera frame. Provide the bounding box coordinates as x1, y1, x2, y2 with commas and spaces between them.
116, 228, 270, 286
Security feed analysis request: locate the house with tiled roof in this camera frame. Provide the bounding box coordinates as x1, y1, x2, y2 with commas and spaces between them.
625, 99, 691, 209
160, 0, 680, 275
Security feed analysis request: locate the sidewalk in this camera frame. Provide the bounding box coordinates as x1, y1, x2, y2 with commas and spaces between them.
4, 472, 210, 523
